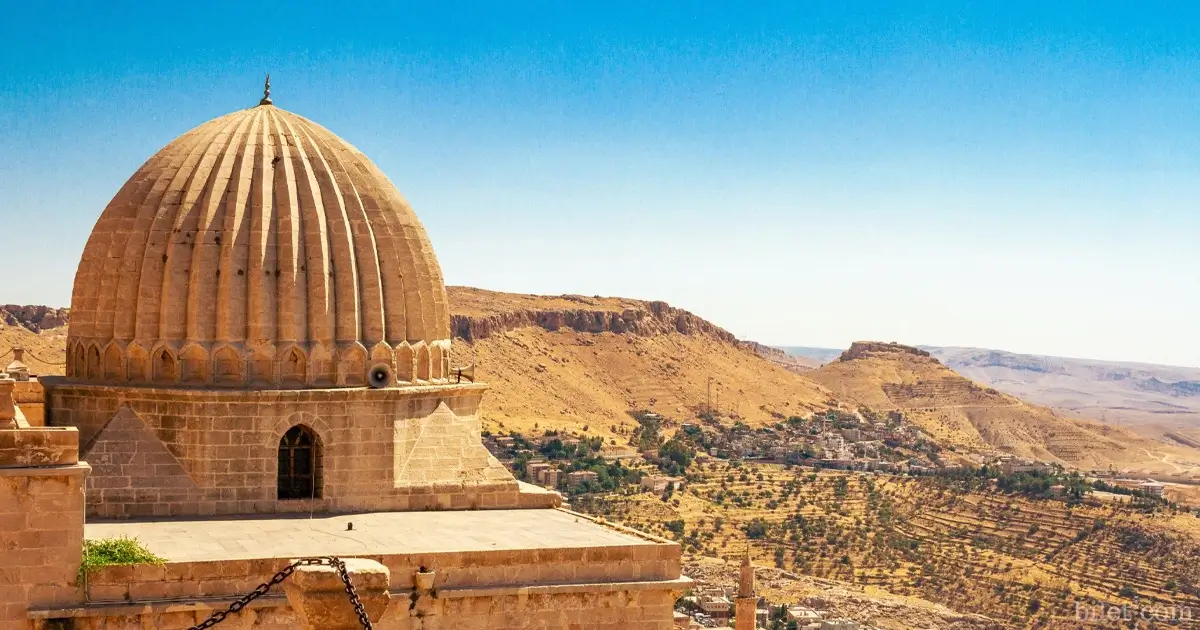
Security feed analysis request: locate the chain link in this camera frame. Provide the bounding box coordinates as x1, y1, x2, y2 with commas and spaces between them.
0, 347, 66, 366
330, 556, 374, 629
188, 557, 372, 630
24, 350, 66, 366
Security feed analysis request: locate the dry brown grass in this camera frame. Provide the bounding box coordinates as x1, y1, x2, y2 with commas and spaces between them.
0, 322, 67, 376
454, 326, 834, 445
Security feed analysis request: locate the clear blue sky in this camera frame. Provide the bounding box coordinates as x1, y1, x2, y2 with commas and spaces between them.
1, 1, 1197, 367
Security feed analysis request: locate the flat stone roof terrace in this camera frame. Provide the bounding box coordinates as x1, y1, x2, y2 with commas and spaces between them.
85, 508, 659, 563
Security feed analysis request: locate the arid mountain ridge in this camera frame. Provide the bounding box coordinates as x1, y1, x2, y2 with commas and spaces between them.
926, 346, 1200, 429
448, 288, 739, 342
448, 287, 818, 372
808, 342, 1200, 478
790, 344, 1200, 446
7, 290, 1199, 480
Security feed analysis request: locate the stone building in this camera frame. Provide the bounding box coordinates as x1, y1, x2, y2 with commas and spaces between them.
1, 83, 687, 628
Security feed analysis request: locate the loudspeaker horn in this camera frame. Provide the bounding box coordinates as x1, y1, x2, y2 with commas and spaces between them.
368, 363, 393, 389
454, 364, 476, 383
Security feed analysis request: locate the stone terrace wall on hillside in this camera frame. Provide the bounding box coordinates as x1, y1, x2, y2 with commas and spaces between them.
451, 300, 738, 344
882, 380, 991, 405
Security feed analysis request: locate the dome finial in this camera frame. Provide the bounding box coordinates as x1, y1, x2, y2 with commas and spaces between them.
260, 73, 272, 106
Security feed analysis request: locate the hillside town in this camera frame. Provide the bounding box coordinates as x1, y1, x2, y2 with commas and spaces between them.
483, 407, 1174, 508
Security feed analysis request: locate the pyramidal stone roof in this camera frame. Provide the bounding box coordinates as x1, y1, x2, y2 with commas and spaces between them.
67, 88, 452, 389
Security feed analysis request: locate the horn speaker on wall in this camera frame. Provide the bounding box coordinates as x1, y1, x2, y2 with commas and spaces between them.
454, 364, 476, 383
368, 363, 393, 389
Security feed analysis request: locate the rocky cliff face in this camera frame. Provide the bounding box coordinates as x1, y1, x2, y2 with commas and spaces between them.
1135, 376, 1200, 397
450, 300, 739, 344
0, 306, 68, 332
8, 296, 776, 362
837, 341, 931, 362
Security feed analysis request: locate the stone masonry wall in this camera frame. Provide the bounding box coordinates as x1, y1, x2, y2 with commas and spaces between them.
42, 541, 683, 629
56, 588, 677, 630
12, 382, 44, 427
42, 380, 545, 519
0, 427, 87, 630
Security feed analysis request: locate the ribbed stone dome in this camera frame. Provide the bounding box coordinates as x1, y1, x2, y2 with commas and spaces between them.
66, 101, 452, 388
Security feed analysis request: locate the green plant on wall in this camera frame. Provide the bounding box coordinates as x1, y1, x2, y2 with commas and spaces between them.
77, 537, 165, 584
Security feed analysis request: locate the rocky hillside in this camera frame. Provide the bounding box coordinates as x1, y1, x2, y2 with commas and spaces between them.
445, 288, 837, 443
0, 307, 68, 375
1, 305, 68, 332
684, 557, 1004, 630
448, 286, 738, 343
810, 342, 1200, 478
448, 287, 819, 371
6, 291, 1199, 477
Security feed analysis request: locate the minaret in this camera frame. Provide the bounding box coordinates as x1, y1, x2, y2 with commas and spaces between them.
735, 549, 756, 630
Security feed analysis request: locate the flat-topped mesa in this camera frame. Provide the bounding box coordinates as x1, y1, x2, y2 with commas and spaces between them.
838, 341, 933, 362
449, 289, 813, 371
448, 288, 738, 344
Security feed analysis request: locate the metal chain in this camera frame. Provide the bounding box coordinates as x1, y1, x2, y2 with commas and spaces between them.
24, 350, 66, 366
188, 557, 372, 630
330, 556, 374, 629
0, 347, 66, 366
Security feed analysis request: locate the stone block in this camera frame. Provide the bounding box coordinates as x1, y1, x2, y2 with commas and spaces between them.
0, 380, 13, 427
0, 428, 79, 468
283, 558, 390, 630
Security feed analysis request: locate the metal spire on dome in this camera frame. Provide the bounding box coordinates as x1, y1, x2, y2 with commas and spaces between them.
260, 73, 272, 106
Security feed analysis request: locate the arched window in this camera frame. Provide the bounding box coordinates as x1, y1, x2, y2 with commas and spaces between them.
278, 425, 321, 499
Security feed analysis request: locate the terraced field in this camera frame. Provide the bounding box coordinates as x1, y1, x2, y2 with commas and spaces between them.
578, 462, 1200, 628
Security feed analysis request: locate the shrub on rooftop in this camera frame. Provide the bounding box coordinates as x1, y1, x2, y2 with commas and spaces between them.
78, 536, 165, 583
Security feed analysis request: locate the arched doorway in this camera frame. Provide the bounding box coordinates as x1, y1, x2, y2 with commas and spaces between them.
277, 425, 321, 499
